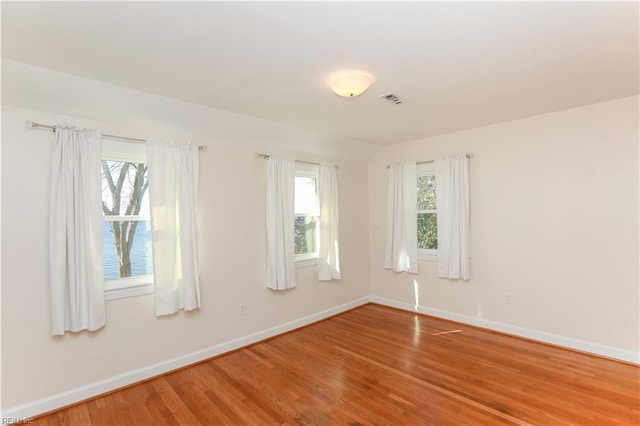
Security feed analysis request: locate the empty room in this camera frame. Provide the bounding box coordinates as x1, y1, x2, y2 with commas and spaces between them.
1, 1, 638, 425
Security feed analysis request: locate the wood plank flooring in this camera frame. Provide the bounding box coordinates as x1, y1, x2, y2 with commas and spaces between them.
35, 304, 640, 425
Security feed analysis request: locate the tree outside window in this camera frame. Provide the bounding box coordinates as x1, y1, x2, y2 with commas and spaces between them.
417, 169, 438, 252
101, 160, 153, 280
294, 165, 320, 261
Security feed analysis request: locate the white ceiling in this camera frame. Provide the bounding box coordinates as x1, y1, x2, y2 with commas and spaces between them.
2, 2, 638, 146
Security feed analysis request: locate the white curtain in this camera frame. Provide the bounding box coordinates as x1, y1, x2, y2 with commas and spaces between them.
49, 126, 105, 335
266, 155, 296, 290
318, 163, 341, 280
147, 140, 201, 316
384, 161, 418, 274
435, 153, 470, 280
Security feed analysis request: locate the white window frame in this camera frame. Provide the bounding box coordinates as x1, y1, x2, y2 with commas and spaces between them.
294, 162, 320, 268
101, 140, 154, 301
417, 161, 438, 262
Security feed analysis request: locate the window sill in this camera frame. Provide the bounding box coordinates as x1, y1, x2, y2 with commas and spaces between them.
418, 252, 438, 262
105, 283, 154, 301
295, 257, 319, 269
104, 276, 154, 301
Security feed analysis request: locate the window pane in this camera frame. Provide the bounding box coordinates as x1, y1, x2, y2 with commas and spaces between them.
102, 161, 150, 216
417, 175, 436, 211
418, 213, 438, 250
294, 215, 318, 255
103, 220, 153, 280
294, 177, 318, 215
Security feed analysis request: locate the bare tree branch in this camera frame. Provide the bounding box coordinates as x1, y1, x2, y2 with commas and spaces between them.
102, 160, 149, 278
101, 161, 116, 194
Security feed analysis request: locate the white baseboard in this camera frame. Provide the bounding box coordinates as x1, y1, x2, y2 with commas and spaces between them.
370, 296, 639, 365
2, 296, 370, 421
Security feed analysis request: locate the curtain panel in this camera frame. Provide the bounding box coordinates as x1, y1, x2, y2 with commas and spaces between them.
435, 153, 470, 280
384, 161, 418, 274
49, 126, 105, 335
266, 155, 296, 290
318, 162, 341, 280
147, 140, 201, 315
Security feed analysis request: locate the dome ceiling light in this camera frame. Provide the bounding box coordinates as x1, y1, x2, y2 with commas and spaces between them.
328, 71, 374, 98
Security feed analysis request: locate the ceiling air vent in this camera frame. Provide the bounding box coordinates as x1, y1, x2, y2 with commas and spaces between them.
379, 93, 403, 105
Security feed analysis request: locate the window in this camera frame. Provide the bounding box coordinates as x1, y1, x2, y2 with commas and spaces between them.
417, 162, 437, 259
294, 163, 320, 264
101, 140, 154, 300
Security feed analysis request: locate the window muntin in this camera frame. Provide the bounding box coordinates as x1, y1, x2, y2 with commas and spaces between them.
101, 141, 154, 297
417, 162, 438, 256
294, 164, 320, 262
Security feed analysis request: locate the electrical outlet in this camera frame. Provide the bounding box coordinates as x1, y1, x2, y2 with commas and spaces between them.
505, 294, 513, 304
239, 304, 247, 315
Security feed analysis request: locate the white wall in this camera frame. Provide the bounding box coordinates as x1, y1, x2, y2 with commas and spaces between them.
368, 96, 639, 360
1, 60, 373, 413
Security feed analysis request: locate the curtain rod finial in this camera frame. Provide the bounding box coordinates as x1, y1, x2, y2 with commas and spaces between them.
25, 120, 34, 129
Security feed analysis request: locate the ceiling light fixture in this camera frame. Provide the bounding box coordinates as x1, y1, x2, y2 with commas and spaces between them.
329, 72, 373, 98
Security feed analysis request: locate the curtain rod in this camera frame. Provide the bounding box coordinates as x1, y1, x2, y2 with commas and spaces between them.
385, 154, 473, 169
256, 153, 338, 167
26, 120, 206, 151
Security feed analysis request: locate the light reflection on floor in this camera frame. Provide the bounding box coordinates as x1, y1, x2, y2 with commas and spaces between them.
431, 329, 462, 336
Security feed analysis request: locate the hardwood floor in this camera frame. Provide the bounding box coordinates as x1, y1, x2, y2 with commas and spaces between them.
36, 304, 639, 425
